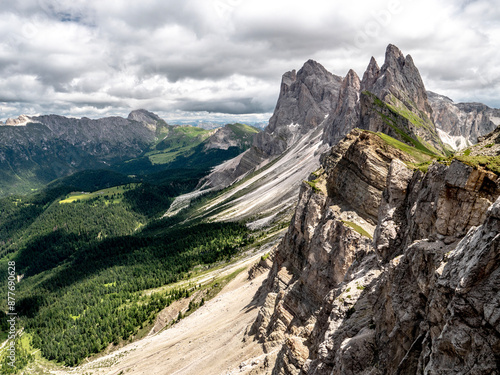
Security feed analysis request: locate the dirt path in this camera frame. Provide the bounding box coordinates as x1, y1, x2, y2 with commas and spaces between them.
52, 256, 272, 375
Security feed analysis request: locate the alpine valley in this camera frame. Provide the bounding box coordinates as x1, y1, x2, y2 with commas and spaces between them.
1, 44, 499, 375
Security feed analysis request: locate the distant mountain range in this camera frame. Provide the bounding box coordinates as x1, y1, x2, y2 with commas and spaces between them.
0, 109, 259, 196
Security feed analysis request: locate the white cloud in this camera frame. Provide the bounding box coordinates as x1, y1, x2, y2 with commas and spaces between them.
0, 0, 499, 122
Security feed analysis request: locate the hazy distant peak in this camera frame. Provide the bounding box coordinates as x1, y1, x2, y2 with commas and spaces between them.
128, 109, 162, 122
2, 114, 32, 126
128, 109, 166, 132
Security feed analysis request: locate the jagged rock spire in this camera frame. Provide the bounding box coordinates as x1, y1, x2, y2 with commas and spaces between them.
262, 59, 343, 153
322, 69, 361, 146
363, 44, 432, 116
361, 56, 380, 91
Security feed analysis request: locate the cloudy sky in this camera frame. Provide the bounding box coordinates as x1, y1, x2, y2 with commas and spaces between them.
1, 0, 499, 124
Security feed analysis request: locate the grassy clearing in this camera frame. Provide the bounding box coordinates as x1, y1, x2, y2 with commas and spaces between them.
149, 126, 213, 165
341, 220, 373, 239
305, 180, 320, 192
59, 184, 139, 204
386, 95, 434, 132
365, 91, 444, 156
226, 123, 259, 138
455, 155, 500, 175
407, 160, 433, 173
148, 149, 187, 165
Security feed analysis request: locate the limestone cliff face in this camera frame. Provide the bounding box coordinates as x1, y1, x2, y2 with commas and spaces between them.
428, 91, 500, 146
321, 129, 419, 224
367, 44, 432, 116
264, 60, 343, 147
322, 69, 361, 146
250, 128, 500, 374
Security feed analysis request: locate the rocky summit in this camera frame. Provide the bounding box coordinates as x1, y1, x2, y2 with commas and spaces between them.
191, 44, 495, 224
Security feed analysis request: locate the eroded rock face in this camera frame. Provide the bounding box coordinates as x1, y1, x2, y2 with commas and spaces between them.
203, 125, 254, 151
322, 69, 361, 146
250, 128, 500, 375
428, 91, 500, 146
266, 60, 343, 142
363, 44, 432, 117
322, 129, 418, 224
251, 182, 374, 374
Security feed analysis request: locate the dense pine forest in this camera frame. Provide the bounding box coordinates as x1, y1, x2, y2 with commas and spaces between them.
0, 168, 253, 371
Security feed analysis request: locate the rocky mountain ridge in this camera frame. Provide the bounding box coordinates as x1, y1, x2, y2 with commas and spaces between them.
249, 128, 500, 374
183, 44, 461, 226
0, 110, 258, 196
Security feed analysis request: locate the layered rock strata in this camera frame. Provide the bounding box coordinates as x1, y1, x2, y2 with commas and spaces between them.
250, 128, 500, 374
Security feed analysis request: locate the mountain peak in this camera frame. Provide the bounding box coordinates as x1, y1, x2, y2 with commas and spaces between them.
127, 109, 165, 132
265, 59, 342, 140
345, 69, 360, 84
363, 44, 431, 115
297, 59, 336, 83
383, 43, 405, 69
4, 114, 32, 126
342, 69, 361, 94
127, 109, 161, 122
361, 56, 380, 91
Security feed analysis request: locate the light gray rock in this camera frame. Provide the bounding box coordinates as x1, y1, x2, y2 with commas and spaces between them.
322, 69, 361, 146
200, 59, 343, 191
359, 45, 444, 155
428, 90, 500, 144
250, 127, 500, 375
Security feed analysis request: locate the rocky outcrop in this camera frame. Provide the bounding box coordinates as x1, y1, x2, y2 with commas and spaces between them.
428, 91, 500, 147
250, 127, 500, 374
360, 45, 446, 155
203, 124, 257, 151
264, 60, 343, 150
322, 70, 361, 146
127, 109, 166, 133
363, 44, 432, 116
321, 129, 420, 224
2, 114, 32, 126
249, 129, 421, 372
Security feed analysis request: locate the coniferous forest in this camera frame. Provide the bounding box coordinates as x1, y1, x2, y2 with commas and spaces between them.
0, 169, 253, 369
